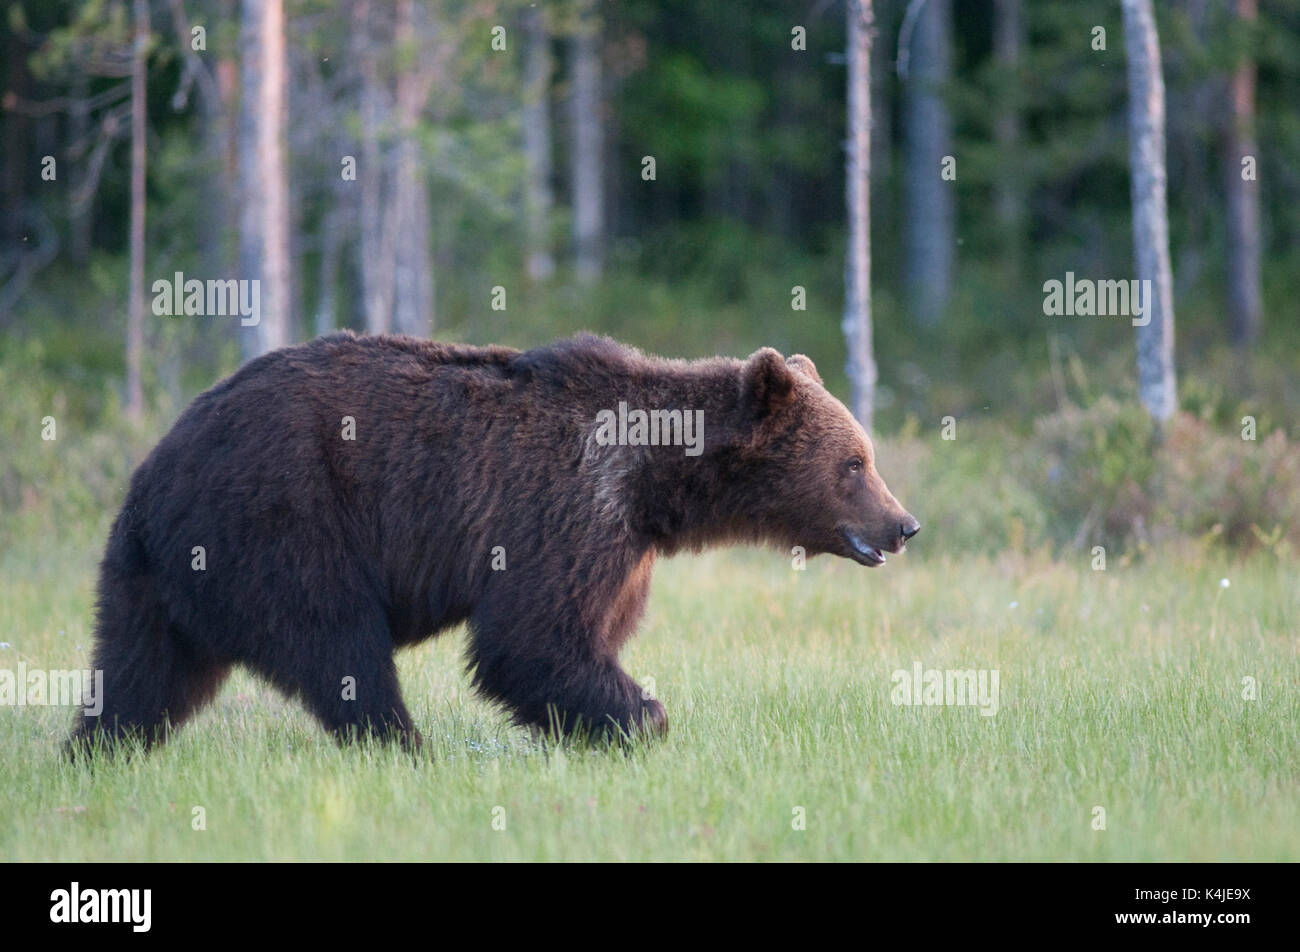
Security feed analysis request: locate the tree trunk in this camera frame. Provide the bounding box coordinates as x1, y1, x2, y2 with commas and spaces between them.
315, 205, 342, 338
1168, 0, 1212, 298
903, 0, 954, 327
260, 0, 291, 355
354, 0, 392, 333
524, 5, 555, 281
68, 76, 93, 265
389, 0, 434, 336
217, 0, 240, 271
1223, 0, 1260, 348
126, 0, 148, 420
238, 0, 291, 361
869, 0, 891, 208
390, 138, 434, 336
993, 0, 1023, 279
1122, 0, 1177, 423
844, 0, 878, 428
570, 0, 605, 284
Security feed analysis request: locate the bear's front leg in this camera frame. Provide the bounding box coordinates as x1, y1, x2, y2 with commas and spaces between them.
468, 619, 666, 740
536, 662, 666, 741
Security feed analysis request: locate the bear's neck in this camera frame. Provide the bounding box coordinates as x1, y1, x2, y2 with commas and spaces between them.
613, 362, 765, 555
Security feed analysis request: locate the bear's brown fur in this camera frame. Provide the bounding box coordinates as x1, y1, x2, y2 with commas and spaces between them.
71, 332, 917, 752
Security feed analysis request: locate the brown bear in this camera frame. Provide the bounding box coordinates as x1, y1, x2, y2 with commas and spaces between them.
70, 332, 918, 753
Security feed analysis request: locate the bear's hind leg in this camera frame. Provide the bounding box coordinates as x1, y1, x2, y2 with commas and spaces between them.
70, 593, 230, 757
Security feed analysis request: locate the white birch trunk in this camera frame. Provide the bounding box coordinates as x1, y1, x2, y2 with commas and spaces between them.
390, 0, 434, 337
1224, 0, 1261, 347
524, 5, 555, 282
126, 0, 148, 418
844, 0, 877, 428
570, 0, 605, 284
239, 0, 291, 360
1122, 0, 1178, 422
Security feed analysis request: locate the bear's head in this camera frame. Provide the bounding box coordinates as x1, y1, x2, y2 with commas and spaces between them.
736, 348, 919, 567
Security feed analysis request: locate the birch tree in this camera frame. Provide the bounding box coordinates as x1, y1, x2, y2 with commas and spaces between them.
353, 0, 392, 334
523, 4, 555, 281
1223, 0, 1260, 347
238, 0, 291, 360
389, 0, 435, 337
993, 0, 1023, 278
843, 0, 878, 428
570, 0, 605, 284
126, 0, 148, 418
1121, 0, 1177, 422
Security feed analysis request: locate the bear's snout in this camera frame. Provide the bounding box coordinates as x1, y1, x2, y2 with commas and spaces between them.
838, 510, 919, 567
885, 513, 920, 554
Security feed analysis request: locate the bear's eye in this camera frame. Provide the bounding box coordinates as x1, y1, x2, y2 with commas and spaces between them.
846, 458, 864, 474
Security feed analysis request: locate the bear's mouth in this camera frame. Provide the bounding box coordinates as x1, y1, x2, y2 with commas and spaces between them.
840, 527, 888, 567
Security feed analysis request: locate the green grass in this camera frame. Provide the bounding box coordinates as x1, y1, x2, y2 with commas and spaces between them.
1, 538, 1297, 861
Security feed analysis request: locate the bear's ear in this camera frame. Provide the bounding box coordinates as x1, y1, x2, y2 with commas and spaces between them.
742, 347, 798, 417
786, 354, 822, 386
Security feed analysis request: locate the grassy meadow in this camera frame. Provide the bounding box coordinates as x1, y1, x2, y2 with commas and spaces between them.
2, 531, 1296, 862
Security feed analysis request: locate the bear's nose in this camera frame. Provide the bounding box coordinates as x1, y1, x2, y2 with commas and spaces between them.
900, 516, 921, 540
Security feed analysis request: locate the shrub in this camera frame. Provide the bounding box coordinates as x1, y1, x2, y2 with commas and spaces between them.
1025, 397, 1159, 549
1020, 397, 1300, 554
0, 338, 155, 548
1160, 415, 1300, 554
